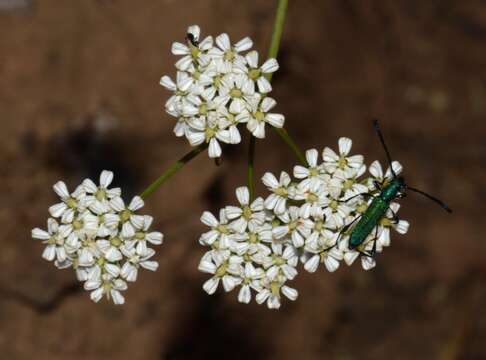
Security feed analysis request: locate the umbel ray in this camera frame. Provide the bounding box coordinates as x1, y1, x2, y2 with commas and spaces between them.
337, 120, 452, 258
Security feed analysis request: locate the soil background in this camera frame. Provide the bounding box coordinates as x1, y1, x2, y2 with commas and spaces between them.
1, 1, 485, 359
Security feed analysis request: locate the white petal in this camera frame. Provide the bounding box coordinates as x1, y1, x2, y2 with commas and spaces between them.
121, 262, 138, 282
201, 211, 219, 227
281, 285, 298, 301
146, 232, 163, 245
238, 285, 252, 304
338, 137, 352, 156
128, 196, 144, 211
42, 245, 56, 261
262, 172, 279, 189
90, 288, 104, 303
234, 37, 253, 52
324, 255, 340, 272
395, 220, 410, 234
245, 50, 258, 68
48, 203, 67, 218
171, 42, 189, 55
208, 138, 222, 158
222, 275, 238, 292
32, 228, 50, 240
265, 113, 284, 128
261, 58, 279, 73
53, 181, 70, 199
369, 160, 383, 179
256, 77, 272, 94
235, 186, 250, 206
304, 255, 320, 273
159, 75, 176, 91
216, 33, 231, 51
203, 277, 219, 295
344, 251, 359, 266
99, 170, 114, 188
140, 260, 158, 272
111, 290, 125, 305
306, 149, 319, 167
361, 256, 376, 270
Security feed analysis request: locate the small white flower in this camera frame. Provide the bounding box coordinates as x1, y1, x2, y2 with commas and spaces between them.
120, 246, 159, 282
231, 222, 272, 263
237, 262, 264, 304
262, 171, 292, 215
48, 182, 87, 224
293, 148, 327, 188
368, 160, 403, 189
216, 74, 254, 114
171, 25, 214, 71
322, 137, 364, 174
245, 95, 284, 139
32, 218, 71, 263
234, 50, 279, 93
255, 276, 298, 310
226, 186, 266, 233
84, 267, 127, 305
263, 243, 298, 281
272, 206, 312, 248
209, 32, 253, 66
185, 114, 231, 158
83, 170, 121, 209
199, 209, 233, 248
199, 250, 242, 294
109, 196, 145, 238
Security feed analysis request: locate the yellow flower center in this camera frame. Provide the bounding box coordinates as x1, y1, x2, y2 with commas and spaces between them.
120, 209, 131, 223
249, 68, 261, 80
230, 88, 242, 98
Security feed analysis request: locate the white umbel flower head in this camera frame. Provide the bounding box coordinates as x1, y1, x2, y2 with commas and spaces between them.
32, 171, 164, 305
161, 25, 285, 158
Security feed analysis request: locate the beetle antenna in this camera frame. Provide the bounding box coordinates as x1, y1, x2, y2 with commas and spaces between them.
407, 186, 452, 213
373, 119, 397, 178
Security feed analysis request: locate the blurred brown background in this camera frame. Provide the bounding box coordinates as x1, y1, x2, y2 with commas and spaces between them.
1, 0, 485, 359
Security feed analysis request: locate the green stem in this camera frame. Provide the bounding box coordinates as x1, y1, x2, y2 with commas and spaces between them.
274, 127, 307, 166
139, 144, 207, 199
266, 0, 288, 79
247, 0, 294, 198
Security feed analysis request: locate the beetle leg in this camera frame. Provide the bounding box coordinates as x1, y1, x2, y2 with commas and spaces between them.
388, 206, 400, 224
373, 180, 383, 191
359, 226, 379, 258
339, 192, 374, 203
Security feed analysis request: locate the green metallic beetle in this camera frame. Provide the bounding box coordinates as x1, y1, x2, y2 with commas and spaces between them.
343, 120, 452, 257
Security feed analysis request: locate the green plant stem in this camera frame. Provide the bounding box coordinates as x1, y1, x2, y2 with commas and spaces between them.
248, 0, 300, 199
247, 136, 256, 200
274, 127, 307, 165
266, 0, 288, 79
139, 144, 207, 199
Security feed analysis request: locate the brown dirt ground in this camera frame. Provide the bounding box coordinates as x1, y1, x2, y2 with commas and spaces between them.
1, 1, 485, 359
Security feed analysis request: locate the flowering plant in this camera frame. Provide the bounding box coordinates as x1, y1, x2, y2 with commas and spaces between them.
32, 0, 419, 308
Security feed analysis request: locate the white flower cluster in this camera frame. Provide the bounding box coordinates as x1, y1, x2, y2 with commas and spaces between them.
31, 171, 163, 305
160, 25, 284, 158
198, 138, 410, 309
